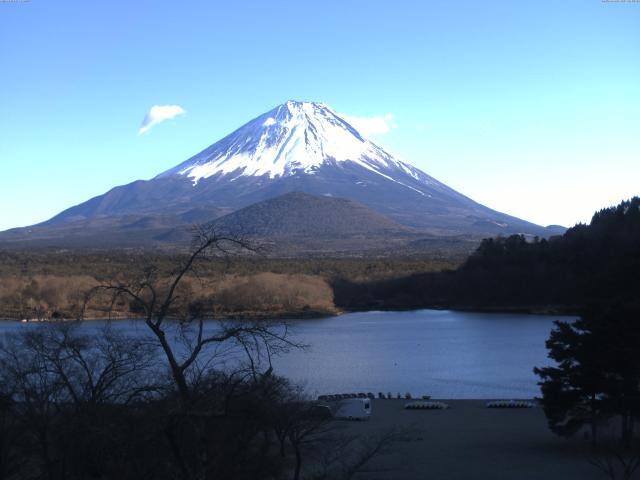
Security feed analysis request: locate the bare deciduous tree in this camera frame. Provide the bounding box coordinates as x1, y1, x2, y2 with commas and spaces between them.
0, 322, 160, 480
303, 426, 408, 480
86, 224, 300, 403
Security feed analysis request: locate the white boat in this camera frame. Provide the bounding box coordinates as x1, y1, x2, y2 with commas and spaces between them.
334, 398, 372, 420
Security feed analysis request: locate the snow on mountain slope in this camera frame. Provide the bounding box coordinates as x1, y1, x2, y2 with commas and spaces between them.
0, 100, 564, 249
158, 100, 438, 196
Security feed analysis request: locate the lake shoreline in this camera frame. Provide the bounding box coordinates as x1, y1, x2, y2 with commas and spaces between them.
0, 303, 580, 323
339, 303, 580, 317
0, 308, 339, 323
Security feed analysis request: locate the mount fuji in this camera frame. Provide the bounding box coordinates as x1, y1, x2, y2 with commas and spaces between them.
0, 100, 563, 252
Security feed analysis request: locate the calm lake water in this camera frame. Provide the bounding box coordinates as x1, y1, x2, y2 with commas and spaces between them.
0, 309, 573, 399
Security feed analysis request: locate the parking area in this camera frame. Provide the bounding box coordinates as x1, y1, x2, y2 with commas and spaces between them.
334, 399, 604, 479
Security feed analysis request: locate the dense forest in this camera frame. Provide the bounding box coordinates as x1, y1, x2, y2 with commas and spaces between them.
0, 251, 462, 321
1, 198, 638, 319
332, 197, 640, 313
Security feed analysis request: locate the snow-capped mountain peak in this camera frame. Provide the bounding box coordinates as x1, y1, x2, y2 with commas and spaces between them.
3, 100, 559, 247
158, 100, 431, 189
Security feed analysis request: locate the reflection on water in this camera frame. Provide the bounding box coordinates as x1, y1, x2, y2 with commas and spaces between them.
0, 309, 573, 399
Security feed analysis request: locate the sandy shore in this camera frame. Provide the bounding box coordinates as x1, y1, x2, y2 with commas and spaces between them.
334, 399, 603, 479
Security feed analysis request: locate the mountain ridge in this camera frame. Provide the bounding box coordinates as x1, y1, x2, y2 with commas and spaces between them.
0, 100, 565, 251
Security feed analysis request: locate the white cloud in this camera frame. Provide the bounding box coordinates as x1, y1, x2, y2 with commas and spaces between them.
138, 104, 186, 135
342, 112, 397, 138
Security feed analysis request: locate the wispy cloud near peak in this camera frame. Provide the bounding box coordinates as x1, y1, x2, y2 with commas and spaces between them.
342, 112, 397, 138
138, 104, 186, 135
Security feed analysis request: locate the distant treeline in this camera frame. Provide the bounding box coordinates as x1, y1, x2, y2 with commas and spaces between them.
332, 197, 640, 313
2, 198, 638, 318
0, 250, 463, 320
0, 250, 462, 281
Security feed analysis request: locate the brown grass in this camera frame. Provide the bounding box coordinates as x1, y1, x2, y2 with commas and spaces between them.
214, 272, 335, 314
0, 272, 336, 320
0, 250, 463, 319
0, 275, 98, 318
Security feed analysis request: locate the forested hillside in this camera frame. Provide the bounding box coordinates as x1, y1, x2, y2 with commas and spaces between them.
333, 197, 640, 312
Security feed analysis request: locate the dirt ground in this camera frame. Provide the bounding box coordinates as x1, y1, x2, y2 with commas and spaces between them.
334, 399, 606, 480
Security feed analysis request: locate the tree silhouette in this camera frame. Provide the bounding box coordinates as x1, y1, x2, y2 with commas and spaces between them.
535, 303, 640, 446
86, 223, 299, 403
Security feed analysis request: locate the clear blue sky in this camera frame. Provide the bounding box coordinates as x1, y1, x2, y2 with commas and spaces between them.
1, 0, 638, 231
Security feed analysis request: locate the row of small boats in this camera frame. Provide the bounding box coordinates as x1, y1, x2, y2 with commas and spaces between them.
318, 392, 431, 401
317, 394, 535, 409
486, 400, 535, 408
404, 400, 536, 410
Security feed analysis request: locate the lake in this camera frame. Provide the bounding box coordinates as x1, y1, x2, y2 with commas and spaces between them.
0, 309, 573, 399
